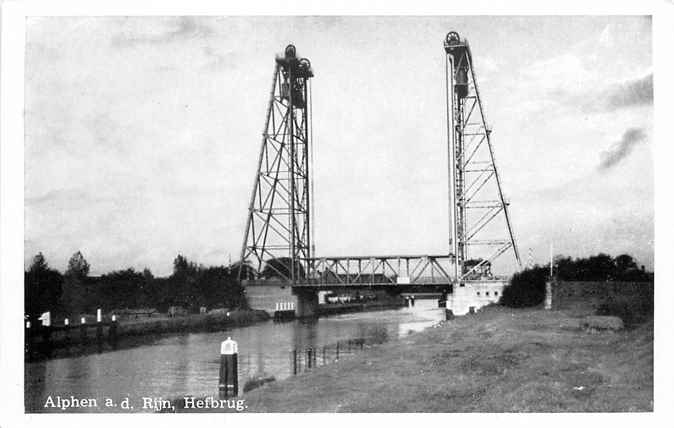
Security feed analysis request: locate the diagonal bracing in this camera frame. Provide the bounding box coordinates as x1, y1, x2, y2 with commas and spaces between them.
239, 45, 314, 281
239, 35, 521, 286
444, 31, 522, 281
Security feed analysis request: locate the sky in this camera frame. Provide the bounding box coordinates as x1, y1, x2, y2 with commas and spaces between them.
24, 16, 653, 276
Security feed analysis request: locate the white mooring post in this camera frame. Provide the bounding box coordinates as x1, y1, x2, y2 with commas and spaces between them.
219, 337, 239, 397
80, 316, 87, 342
39, 311, 51, 327
95, 308, 103, 345
549, 242, 554, 277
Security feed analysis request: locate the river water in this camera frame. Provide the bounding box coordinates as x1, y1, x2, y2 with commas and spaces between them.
26, 299, 442, 412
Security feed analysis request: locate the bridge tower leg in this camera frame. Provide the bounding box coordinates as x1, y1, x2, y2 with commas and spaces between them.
444, 31, 522, 281
239, 45, 315, 281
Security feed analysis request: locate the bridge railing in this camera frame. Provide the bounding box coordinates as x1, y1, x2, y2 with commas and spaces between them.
291, 254, 456, 287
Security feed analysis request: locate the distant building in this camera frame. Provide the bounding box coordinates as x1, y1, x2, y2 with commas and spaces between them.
168, 306, 188, 317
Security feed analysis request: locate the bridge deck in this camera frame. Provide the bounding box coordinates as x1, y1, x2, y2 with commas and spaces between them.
243, 278, 507, 289
243, 254, 508, 289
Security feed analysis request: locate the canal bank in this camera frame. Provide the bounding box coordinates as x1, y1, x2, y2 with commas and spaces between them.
26, 298, 405, 362
25, 309, 271, 361
26, 301, 442, 412
175, 305, 653, 412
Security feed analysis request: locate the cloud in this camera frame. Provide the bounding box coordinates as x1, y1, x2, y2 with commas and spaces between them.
522, 53, 585, 92
598, 128, 646, 172
25, 188, 98, 208
111, 17, 213, 47
201, 46, 239, 71
478, 56, 499, 74
604, 73, 653, 110
598, 24, 613, 48
525, 71, 653, 115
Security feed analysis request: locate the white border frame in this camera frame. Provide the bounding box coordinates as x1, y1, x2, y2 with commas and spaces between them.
2, 1, 673, 427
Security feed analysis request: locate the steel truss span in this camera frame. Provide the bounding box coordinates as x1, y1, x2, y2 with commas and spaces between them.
239, 34, 521, 285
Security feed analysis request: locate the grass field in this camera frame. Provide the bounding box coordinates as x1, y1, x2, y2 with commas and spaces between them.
237, 305, 652, 412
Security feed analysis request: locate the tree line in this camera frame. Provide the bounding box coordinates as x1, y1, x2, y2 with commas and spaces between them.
500, 253, 654, 308
24, 251, 252, 321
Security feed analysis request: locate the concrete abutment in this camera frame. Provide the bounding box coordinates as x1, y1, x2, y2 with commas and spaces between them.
293, 288, 319, 318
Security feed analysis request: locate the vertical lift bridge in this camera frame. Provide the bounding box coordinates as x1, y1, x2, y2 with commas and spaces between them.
239, 32, 521, 289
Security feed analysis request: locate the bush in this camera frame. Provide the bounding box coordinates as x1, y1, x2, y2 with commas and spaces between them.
500, 253, 653, 309
500, 266, 549, 308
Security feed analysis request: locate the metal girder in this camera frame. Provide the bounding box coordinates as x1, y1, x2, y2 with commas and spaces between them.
292, 254, 454, 287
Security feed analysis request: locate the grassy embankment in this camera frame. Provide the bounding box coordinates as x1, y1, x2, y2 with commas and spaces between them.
195, 305, 652, 412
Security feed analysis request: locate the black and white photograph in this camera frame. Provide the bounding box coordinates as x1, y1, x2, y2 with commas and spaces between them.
1, 0, 673, 423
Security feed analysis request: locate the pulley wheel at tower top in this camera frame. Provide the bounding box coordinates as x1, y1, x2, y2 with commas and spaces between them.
285, 44, 297, 58
299, 58, 311, 72
446, 31, 461, 45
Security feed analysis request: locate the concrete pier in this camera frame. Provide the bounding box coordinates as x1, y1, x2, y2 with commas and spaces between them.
446, 280, 507, 316
294, 288, 319, 318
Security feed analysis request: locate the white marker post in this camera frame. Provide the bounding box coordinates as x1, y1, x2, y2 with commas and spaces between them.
109, 314, 118, 346
62, 318, 70, 343
80, 316, 87, 343
219, 337, 239, 397
549, 242, 554, 278
96, 308, 103, 345
39, 311, 51, 327
545, 281, 553, 310
25, 320, 31, 356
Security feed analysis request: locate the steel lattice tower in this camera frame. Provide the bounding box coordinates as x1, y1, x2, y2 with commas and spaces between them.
239, 45, 314, 281
444, 32, 522, 280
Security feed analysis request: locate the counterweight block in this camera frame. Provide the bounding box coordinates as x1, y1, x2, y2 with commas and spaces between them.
276, 44, 313, 109
444, 32, 470, 99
